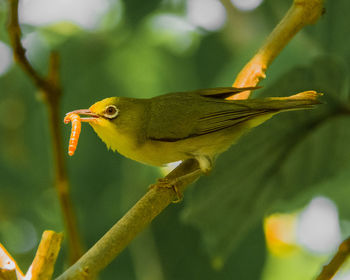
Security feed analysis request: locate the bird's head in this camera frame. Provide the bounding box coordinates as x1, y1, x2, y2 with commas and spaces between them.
66, 97, 120, 125
65, 97, 144, 151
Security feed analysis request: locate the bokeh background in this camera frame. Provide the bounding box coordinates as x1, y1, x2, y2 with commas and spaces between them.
1, 0, 350, 279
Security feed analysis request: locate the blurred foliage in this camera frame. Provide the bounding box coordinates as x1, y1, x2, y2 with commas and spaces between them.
0, 0, 350, 279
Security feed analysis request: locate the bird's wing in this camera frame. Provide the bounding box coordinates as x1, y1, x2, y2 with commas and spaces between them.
191, 86, 260, 99
146, 89, 321, 142
146, 91, 270, 142
193, 108, 270, 136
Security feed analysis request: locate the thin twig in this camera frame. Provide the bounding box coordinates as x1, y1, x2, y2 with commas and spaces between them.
7, 0, 83, 263
1, 231, 63, 280
0, 243, 24, 280
316, 237, 350, 280
45, 52, 84, 263
55, 0, 325, 278
0, 269, 18, 280
28, 231, 63, 280
7, 0, 50, 91
229, 0, 324, 100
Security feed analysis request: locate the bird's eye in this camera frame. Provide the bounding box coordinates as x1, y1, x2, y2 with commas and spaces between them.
104, 105, 119, 119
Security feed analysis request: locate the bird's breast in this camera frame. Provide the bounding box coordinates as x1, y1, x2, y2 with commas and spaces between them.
89, 120, 181, 166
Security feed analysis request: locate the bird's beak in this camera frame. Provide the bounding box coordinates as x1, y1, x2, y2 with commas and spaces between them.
65, 109, 99, 122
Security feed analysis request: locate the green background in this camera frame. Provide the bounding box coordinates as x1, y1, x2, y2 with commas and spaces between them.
0, 0, 350, 279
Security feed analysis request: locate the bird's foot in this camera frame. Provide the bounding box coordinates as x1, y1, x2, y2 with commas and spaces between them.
149, 177, 183, 203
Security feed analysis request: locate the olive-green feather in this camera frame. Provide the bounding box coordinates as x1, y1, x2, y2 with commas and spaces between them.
146, 89, 321, 141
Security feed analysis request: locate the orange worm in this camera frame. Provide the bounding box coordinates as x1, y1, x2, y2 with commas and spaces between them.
64, 113, 81, 156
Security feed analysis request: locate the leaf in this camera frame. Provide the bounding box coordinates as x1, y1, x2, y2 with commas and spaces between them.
294, 163, 350, 222
124, 0, 163, 27
304, 0, 350, 57
181, 56, 350, 261
153, 198, 266, 280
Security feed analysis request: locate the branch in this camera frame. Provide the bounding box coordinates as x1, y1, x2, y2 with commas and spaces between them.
0, 269, 18, 280
56, 0, 325, 278
45, 52, 84, 263
1, 243, 25, 280
27, 231, 63, 280
56, 159, 200, 280
7, 0, 50, 92
228, 0, 324, 100
316, 237, 350, 280
1, 231, 62, 280
7, 0, 83, 263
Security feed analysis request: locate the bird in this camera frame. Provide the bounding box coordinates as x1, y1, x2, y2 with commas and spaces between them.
66, 87, 321, 176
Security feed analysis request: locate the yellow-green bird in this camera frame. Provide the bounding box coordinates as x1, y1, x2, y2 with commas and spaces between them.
66, 87, 321, 173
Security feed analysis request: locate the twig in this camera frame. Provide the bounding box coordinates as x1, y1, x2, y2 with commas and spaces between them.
7, 0, 50, 91
229, 0, 324, 100
7, 0, 83, 263
316, 237, 350, 280
0, 243, 24, 280
55, 0, 324, 278
1, 231, 62, 280
27, 231, 63, 280
0, 269, 18, 280
45, 53, 84, 263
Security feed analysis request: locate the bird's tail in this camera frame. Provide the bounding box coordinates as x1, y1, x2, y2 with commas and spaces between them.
233, 91, 323, 130
257, 90, 323, 111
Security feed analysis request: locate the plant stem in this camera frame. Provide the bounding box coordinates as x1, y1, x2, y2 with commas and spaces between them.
7, 0, 83, 263
316, 237, 350, 280
30, 231, 63, 280
228, 0, 324, 100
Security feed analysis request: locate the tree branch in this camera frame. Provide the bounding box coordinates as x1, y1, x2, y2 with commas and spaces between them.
229, 0, 324, 100
1, 231, 62, 280
0, 268, 18, 280
7, 0, 50, 92
0, 243, 24, 280
316, 237, 350, 280
55, 0, 325, 278
7, 0, 83, 263
55, 159, 199, 280
28, 231, 63, 280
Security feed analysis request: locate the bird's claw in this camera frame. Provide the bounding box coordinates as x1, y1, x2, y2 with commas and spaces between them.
149, 177, 183, 203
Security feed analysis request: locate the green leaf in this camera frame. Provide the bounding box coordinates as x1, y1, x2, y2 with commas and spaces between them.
123, 0, 163, 27
294, 163, 350, 222
304, 0, 350, 58
181, 56, 350, 261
